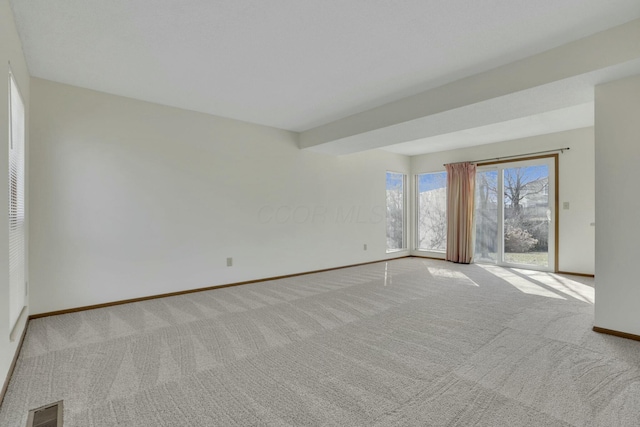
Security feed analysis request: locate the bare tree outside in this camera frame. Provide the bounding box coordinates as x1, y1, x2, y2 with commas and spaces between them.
417, 172, 447, 251
386, 172, 405, 250
503, 165, 550, 266
504, 167, 548, 217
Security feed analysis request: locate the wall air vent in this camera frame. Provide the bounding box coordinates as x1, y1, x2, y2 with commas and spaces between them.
26, 401, 63, 427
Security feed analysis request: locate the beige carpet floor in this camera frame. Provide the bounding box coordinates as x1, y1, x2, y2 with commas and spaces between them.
1, 258, 639, 426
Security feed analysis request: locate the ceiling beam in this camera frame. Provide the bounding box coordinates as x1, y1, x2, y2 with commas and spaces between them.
299, 19, 640, 155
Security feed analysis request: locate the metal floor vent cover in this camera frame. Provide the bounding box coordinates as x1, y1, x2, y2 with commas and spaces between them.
26, 401, 63, 427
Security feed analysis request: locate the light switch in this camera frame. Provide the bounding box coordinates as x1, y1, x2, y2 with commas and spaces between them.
563, 202, 570, 210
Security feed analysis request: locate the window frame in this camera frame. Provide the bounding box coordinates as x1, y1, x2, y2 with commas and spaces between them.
474, 155, 557, 272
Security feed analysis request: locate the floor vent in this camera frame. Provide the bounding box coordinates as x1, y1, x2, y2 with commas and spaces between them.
26, 401, 62, 427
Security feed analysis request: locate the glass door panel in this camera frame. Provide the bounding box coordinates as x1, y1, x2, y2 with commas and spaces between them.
503, 165, 550, 268
474, 169, 498, 263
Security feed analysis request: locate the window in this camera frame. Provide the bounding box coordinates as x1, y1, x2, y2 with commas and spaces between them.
386, 172, 406, 251
9, 71, 26, 333
416, 172, 447, 252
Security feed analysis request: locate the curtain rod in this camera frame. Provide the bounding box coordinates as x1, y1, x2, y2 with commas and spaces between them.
443, 147, 570, 167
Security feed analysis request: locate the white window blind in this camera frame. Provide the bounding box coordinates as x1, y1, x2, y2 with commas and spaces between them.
9, 71, 26, 332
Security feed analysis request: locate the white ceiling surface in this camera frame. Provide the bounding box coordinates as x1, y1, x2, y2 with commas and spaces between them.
11, 0, 640, 137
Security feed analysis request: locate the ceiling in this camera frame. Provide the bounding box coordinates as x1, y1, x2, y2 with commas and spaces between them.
10, 0, 640, 154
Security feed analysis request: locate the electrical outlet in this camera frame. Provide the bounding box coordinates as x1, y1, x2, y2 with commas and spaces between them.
364, 244, 367, 250
226, 257, 233, 267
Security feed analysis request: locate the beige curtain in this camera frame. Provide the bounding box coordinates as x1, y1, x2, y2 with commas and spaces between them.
445, 162, 476, 264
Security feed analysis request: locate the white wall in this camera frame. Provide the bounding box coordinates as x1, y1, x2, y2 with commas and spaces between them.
0, 0, 30, 394
29, 78, 410, 314
594, 74, 640, 336
410, 127, 595, 275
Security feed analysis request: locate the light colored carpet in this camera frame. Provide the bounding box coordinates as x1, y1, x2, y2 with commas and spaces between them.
1, 258, 639, 426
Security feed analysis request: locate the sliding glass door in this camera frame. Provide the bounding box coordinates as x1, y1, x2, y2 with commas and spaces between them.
475, 170, 498, 263
474, 157, 556, 271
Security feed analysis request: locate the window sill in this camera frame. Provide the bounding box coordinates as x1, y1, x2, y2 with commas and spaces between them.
386, 249, 408, 254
